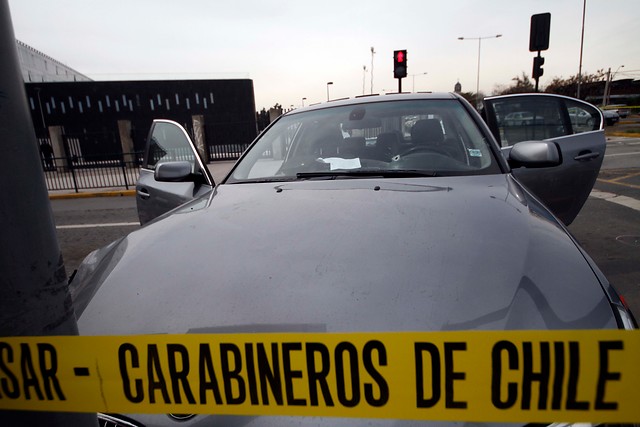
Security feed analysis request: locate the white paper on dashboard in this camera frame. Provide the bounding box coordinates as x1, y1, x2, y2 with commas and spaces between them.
317, 157, 361, 170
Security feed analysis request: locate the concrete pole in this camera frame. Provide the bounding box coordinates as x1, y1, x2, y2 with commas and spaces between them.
0, 1, 94, 424
191, 114, 209, 163
48, 125, 69, 170
117, 119, 136, 166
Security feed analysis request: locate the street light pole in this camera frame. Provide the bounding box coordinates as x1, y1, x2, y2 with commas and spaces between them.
577, 0, 586, 98
370, 46, 376, 94
362, 65, 367, 95
326, 81, 333, 101
458, 34, 502, 107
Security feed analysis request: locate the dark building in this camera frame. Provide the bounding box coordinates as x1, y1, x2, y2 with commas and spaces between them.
25, 79, 257, 161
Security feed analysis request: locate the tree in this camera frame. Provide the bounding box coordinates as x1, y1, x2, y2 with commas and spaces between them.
458, 91, 486, 108
256, 108, 269, 131
544, 70, 605, 99
493, 72, 535, 95
256, 103, 284, 132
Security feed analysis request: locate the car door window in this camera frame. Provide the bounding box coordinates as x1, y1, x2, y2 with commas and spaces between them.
144, 121, 197, 170
566, 99, 601, 134
486, 96, 568, 147
484, 95, 602, 148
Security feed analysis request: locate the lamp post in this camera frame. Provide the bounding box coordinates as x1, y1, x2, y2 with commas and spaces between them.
326, 82, 333, 101
577, 0, 586, 98
362, 65, 367, 95
458, 34, 502, 107
411, 72, 428, 92
370, 46, 376, 94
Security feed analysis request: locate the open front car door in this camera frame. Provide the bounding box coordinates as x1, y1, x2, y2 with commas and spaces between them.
136, 119, 214, 225
483, 93, 605, 225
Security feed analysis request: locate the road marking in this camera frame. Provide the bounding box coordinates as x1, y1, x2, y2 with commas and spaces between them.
590, 190, 640, 212
56, 222, 139, 229
597, 178, 640, 190
604, 151, 640, 157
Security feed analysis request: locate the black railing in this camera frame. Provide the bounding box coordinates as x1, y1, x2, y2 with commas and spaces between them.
208, 143, 251, 161
41, 152, 143, 192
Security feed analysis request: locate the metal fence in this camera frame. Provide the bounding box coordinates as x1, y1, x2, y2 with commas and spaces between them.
40, 138, 250, 192
41, 152, 143, 192
208, 143, 250, 161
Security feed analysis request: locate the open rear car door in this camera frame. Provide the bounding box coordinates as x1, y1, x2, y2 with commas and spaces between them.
483, 94, 605, 225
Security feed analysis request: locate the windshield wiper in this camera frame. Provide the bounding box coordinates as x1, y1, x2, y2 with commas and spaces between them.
296, 169, 438, 180
228, 177, 293, 184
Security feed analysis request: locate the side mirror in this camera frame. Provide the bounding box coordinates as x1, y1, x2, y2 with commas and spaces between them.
507, 140, 560, 168
154, 161, 193, 182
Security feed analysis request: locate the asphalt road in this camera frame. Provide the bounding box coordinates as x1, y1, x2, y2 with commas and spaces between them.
51, 141, 640, 320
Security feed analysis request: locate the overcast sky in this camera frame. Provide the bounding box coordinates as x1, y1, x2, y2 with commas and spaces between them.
7, 0, 640, 109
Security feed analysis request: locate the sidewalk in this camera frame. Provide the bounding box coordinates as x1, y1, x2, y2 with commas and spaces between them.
48, 161, 236, 200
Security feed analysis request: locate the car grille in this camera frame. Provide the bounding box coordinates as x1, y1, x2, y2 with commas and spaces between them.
98, 413, 144, 427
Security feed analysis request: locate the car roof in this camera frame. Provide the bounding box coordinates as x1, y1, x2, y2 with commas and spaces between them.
285, 92, 461, 115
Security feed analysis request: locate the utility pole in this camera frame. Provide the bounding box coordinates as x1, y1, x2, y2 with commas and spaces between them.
603, 65, 624, 106
603, 68, 611, 106
0, 1, 94, 424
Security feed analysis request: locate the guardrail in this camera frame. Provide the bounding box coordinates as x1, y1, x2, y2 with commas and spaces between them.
41, 152, 143, 192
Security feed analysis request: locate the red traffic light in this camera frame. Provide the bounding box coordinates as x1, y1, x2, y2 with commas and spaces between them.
393, 50, 407, 79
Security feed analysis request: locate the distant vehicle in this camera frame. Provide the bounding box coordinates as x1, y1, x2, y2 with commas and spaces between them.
71, 92, 636, 427
607, 105, 630, 119
601, 108, 620, 126
503, 111, 534, 126
568, 106, 595, 127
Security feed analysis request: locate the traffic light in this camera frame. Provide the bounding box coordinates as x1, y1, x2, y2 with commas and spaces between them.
529, 13, 551, 52
394, 50, 407, 79
532, 56, 545, 79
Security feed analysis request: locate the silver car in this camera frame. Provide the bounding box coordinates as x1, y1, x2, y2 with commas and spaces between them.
71, 93, 637, 426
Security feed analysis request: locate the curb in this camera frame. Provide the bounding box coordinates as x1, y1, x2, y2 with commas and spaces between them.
608, 132, 640, 138
49, 189, 136, 200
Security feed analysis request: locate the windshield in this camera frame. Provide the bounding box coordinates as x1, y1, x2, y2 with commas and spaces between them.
228, 99, 501, 183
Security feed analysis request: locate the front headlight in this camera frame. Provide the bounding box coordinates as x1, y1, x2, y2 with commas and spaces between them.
69, 237, 126, 318
614, 303, 638, 330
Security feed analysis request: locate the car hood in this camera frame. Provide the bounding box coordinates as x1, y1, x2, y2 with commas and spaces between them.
75, 174, 616, 335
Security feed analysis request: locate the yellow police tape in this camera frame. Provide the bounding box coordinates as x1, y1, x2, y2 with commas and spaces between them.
0, 330, 639, 422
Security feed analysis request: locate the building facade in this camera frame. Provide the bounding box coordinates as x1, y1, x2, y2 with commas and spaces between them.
25, 79, 257, 161
17, 40, 92, 83
17, 40, 258, 163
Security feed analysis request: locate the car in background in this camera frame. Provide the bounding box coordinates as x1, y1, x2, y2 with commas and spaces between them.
71, 92, 637, 427
618, 108, 631, 119
601, 108, 620, 126
568, 106, 595, 127
503, 111, 533, 125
